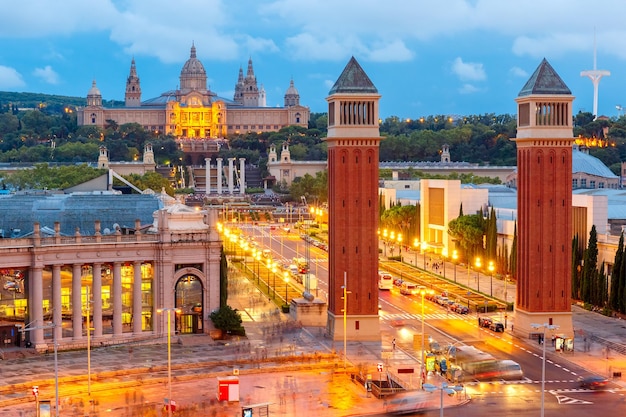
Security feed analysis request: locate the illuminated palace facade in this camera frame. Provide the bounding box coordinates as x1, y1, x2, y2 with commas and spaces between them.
76, 44, 310, 138
0, 194, 222, 351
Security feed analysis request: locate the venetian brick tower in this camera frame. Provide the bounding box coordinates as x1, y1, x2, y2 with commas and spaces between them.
512, 58, 574, 338
325, 57, 382, 341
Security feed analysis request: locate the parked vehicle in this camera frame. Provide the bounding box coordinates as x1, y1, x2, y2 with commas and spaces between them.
489, 321, 505, 332
478, 317, 493, 328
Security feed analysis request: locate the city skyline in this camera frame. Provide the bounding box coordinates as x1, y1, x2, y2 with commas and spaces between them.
1, 0, 626, 119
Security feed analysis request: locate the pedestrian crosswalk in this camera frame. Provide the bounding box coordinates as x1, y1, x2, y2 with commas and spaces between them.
381, 312, 471, 322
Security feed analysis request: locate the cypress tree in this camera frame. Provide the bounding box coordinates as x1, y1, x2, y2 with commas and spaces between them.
571, 234, 581, 301
609, 233, 623, 310
510, 222, 517, 280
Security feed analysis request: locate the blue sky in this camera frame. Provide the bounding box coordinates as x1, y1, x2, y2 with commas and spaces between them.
1, 0, 626, 120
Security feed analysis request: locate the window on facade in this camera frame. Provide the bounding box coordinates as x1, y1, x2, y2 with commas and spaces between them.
581, 179, 587, 188
599, 182, 605, 189
590, 180, 596, 188
572, 179, 578, 188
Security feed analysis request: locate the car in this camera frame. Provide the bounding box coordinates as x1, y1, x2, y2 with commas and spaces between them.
456, 305, 470, 314
578, 375, 609, 389
489, 321, 505, 332
478, 317, 493, 328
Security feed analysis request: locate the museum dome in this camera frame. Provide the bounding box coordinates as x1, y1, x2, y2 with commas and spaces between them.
180, 43, 207, 92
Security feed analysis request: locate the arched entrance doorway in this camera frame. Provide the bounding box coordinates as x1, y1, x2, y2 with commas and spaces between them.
175, 275, 204, 334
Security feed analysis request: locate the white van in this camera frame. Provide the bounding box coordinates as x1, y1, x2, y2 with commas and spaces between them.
378, 272, 393, 290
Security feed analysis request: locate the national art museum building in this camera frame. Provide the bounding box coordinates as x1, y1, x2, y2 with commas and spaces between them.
76, 44, 310, 138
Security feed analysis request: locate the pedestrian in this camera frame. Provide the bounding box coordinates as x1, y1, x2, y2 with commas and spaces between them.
392, 338, 396, 351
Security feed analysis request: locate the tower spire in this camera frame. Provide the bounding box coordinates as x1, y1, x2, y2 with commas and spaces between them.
581, 29, 610, 119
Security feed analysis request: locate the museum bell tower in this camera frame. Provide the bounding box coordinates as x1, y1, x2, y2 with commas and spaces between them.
512, 58, 574, 338
325, 57, 382, 341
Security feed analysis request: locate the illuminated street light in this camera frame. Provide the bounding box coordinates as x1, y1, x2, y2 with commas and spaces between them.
451, 250, 458, 283
488, 261, 495, 297
423, 382, 464, 417
413, 238, 420, 267
271, 264, 278, 300
283, 271, 290, 304
20, 321, 59, 417
531, 323, 559, 417
158, 307, 181, 417
383, 229, 388, 256
474, 257, 482, 293
419, 287, 435, 389
397, 233, 403, 262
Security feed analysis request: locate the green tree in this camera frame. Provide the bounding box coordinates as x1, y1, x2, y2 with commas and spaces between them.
609, 233, 623, 311
209, 305, 245, 336
447, 214, 485, 263
581, 225, 598, 303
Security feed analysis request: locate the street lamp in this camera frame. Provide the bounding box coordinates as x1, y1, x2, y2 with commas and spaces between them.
474, 257, 482, 293
397, 233, 403, 262
423, 382, 464, 417
255, 252, 261, 284
419, 287, 435, 389
413, 238, 420, 267
158, 307, 181, 417
488, 261, 495, 297
283, 271, 290, 305
531, 323, 559, 417
421, 242, 428, 269
271, 264, 278, 299
383, 229, 388, 256
451, 250, 458, 283
20, 321, 59, 417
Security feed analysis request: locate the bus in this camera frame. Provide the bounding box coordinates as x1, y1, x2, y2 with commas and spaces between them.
378, 271, 393, 290
460, 359, 523, 382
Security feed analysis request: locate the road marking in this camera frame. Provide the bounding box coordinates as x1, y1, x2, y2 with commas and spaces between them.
553, 392, 593, 405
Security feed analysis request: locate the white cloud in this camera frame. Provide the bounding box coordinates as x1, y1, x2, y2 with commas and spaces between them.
451, 57, 486, 82
33, 65, 60, 85
509, 66, 528, 78
366, 40, 414, 63
284, 33, 350, 61
458, 83, 480, 94
0, 66, 25, 89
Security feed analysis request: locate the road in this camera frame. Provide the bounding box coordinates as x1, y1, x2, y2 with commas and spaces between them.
239, 222, 626, 416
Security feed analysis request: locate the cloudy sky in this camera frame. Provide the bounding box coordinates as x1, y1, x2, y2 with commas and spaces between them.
1, 0, 625, 119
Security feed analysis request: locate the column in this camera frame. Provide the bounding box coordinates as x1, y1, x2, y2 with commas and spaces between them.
239, 158, 246, 195
205, 157, 211, 195
216, 158, 223, 195
112, 262, 123, 336
92, 263, 103, 337
72, 263, 83, 339
52, 265, 62, 342
133, 261, 143, 335
29, 267, 45, 346
228, 157, 235, 194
